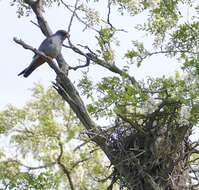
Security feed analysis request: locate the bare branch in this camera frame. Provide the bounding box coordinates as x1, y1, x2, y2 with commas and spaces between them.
66, 40, 139, 86
76, 44, 97, 55
107, 0, 113, 29
136, 49, 198, 65
67, 0, 79, 33
30, 20, 40, 28
63, 44, 71, 49
69, 53, 91, 70
13, 37, 61, 75
24, 0, 52, 36
60, 0, 99, 32
69, 62, 89, 71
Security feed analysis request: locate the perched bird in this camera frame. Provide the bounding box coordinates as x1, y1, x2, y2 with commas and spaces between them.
18, 30, 69, 77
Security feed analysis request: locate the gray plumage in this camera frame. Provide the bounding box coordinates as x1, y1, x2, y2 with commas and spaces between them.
18, 30, 69, 77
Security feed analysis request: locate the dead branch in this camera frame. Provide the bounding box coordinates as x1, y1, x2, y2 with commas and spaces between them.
13, 37, 61, 75
69, 53, 91, 70
24, 0, 52, 36
107, 0, 113, 29
67, 0, 79, 33
60, 0, 99, 32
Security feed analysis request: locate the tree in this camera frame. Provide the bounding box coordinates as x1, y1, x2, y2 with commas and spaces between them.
2, 0, 199, 189
0, 84, 111, 189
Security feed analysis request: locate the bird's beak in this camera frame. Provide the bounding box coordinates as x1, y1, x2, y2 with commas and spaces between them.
65, 32, 70, 38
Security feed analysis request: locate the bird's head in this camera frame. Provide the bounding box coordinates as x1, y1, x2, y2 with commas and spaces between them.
55, 30, 70, 40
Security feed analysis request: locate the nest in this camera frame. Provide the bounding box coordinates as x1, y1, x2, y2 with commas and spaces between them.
103, 118, 192, 190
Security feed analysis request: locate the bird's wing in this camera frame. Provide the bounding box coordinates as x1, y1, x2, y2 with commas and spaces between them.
38, 37, 53, 53
18, 55, 45, 77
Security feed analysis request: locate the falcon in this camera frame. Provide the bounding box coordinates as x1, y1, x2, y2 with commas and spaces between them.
18, 30, 69, 77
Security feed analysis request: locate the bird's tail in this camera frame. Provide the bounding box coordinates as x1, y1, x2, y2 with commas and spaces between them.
18, 57, 45, 78
18, 68, 28, 77
18, 64, 39, 78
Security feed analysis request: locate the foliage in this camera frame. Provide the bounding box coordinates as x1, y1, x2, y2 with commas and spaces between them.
5, 0, 199, 189
0, 84, 112, 190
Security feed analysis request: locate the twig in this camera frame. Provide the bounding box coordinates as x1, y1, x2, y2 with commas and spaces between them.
71, 157, 91, 170
30, 20, 40, 28
107, 171, 118, 190
69, 53, 91, 70
63, 44, 71, 49
136, 49, 198, 65
190, 165, 199, 185
67, 40, 139, 86
6, 159, 56, 171
73, 140, 91, 152
60, 0, 99, 32
57, 141, 75, 190
107, 0, 113, 29
69, 62, 89, 70
67, 0, 79, 33
76, 44, 97, 55
116, 113, 146, 134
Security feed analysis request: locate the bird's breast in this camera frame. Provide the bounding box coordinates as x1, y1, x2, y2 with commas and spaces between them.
46, 42, 61, 58
39, 37, 62, 58
46, 44, 61, 58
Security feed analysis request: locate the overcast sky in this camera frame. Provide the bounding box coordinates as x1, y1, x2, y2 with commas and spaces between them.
0, 0, 198, 144
0, 0, 183, 110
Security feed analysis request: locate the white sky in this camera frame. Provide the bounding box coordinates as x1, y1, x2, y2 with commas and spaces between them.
0, 0, 198, 155
0, 0, 183, 110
